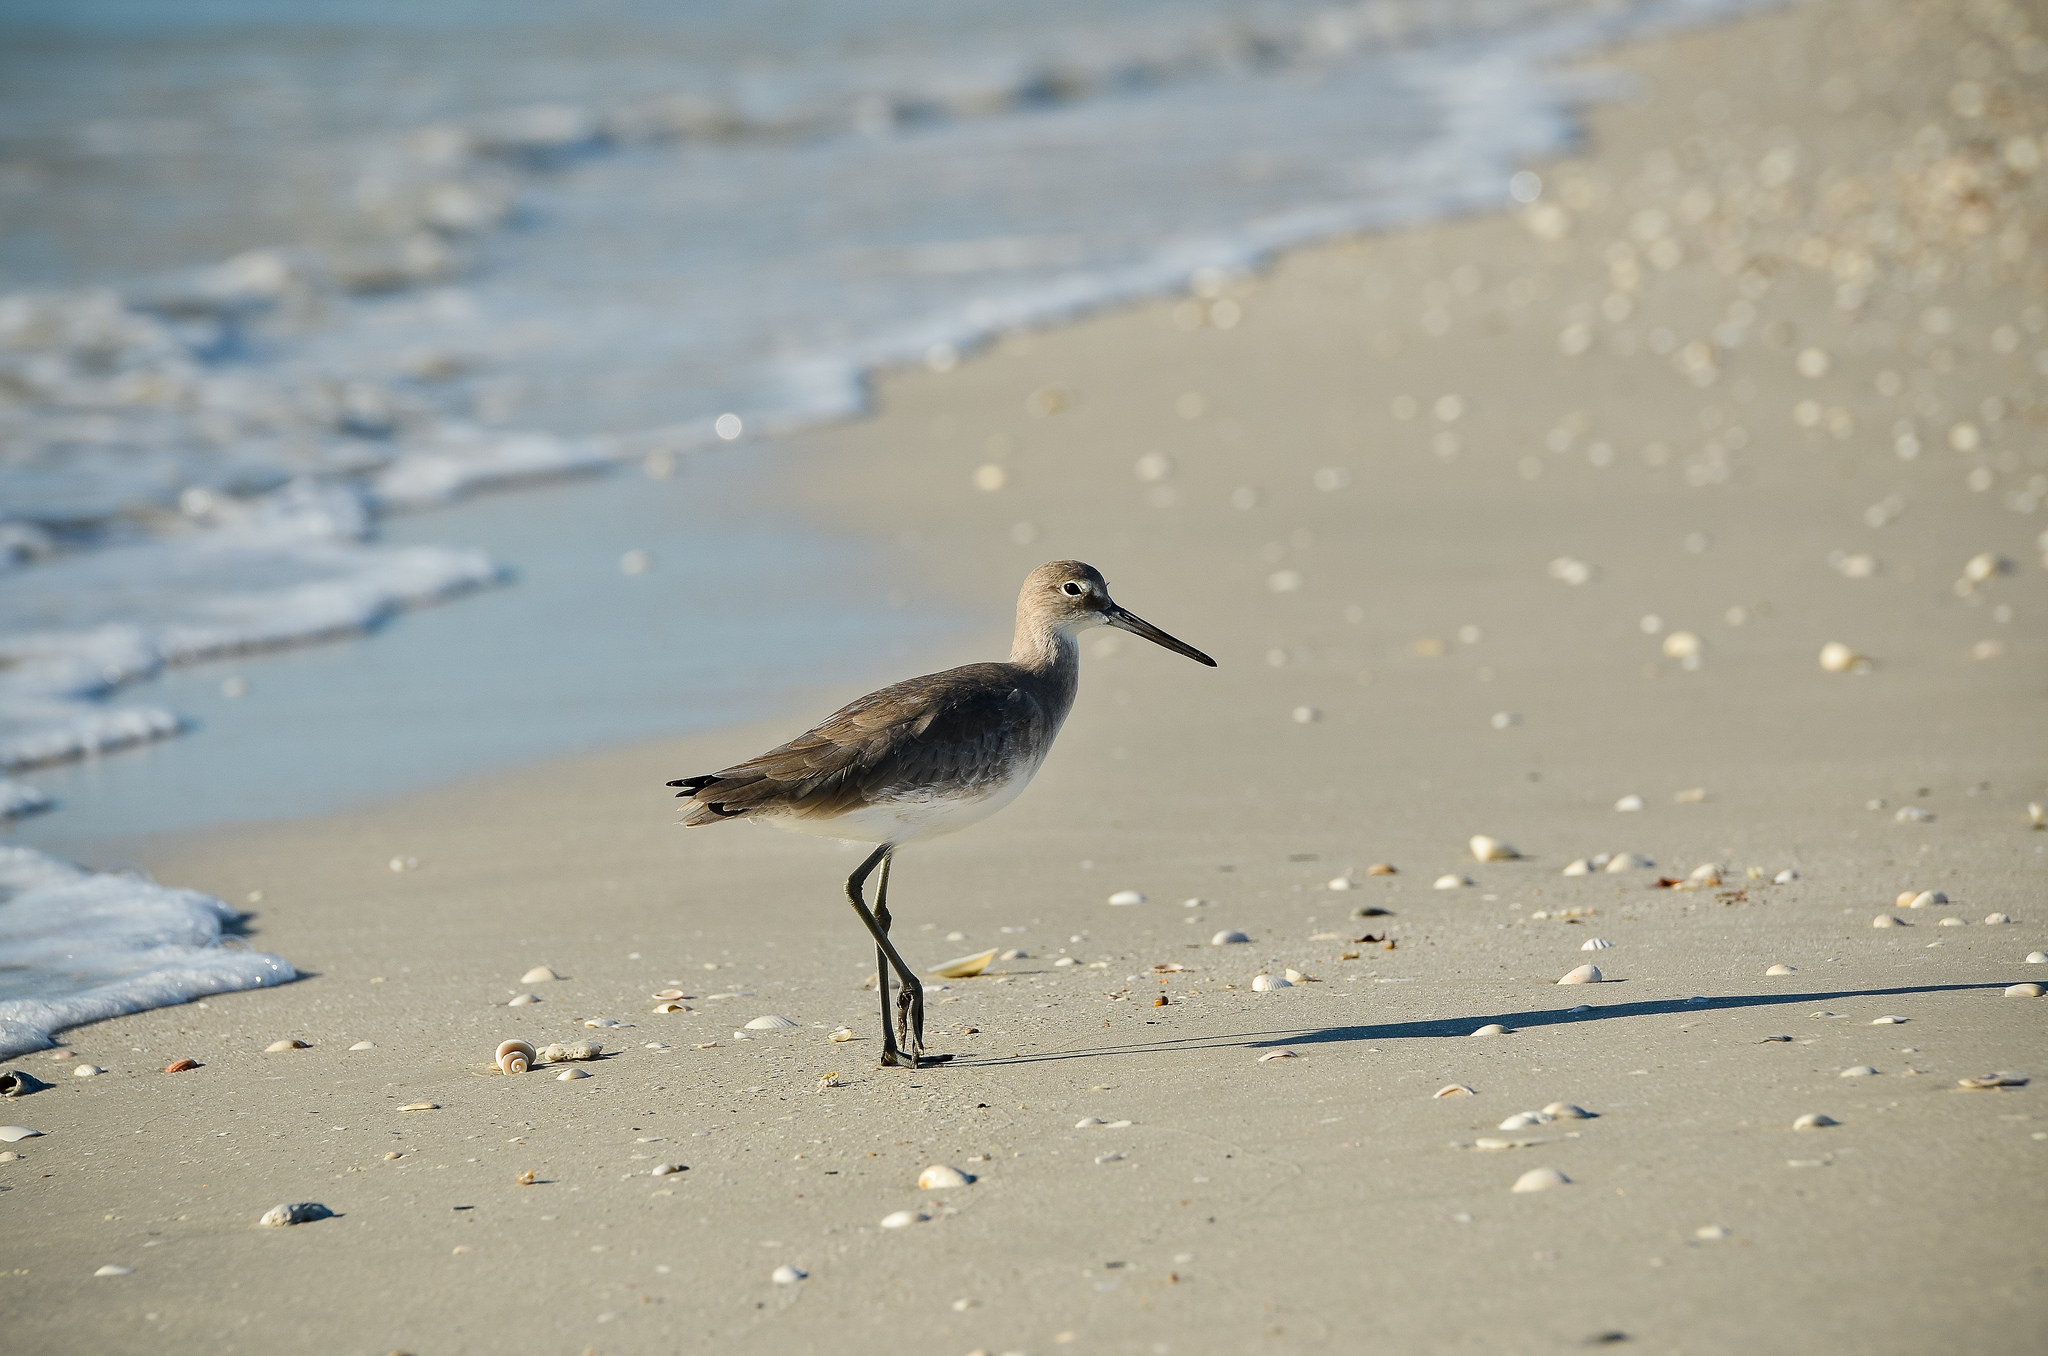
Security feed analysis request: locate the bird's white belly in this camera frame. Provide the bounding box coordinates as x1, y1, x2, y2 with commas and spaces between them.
768, 763, 1039, 846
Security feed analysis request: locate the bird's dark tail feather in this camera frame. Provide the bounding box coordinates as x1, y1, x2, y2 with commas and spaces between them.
668, 774, 747, 825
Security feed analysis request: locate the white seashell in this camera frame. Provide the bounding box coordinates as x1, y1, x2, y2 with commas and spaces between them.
1499, 1112, 1555, 1130
828, 1028, 855, 1043
1580, 938, 1614, 951
1107, 890, 1146, 906
1210, 930, 1250, 945
1, 1152, 22, 1161
1765, 964, 1796, 976
264, 1039, 307, 1052
744, 1015, 797, 1030
0, 1070, 50, 1098
1511, 1166, 1569, 1192
1326, 875, 1355, 891
495, 1039, 536, 1075
1614, 795, 1645, 813
537, 1040, 601, 1062
651, 1002, 687, 1013
2027, 953, 2047, 964
1258, 1050, 1297, 1062
73, 1064, 102, 1077
1606, 853, 1653, 872
1957, 1072, 2030, 1090
879, 1210, 922, 1229
1839, 1066, 1878, 1077
1250, 974, 1291, 992
1053, 956, 1078, 967
349, 1041, 375, 1051
998, 948, 1027, 960
651, 1163, 686, 1176
1433, 1084, 1475, 1098
1074, 1117, 1106, 1128
520, 966, 561, 984
918, 1164, 971, 1189
1473, 1137, 1535, 1151
94, 1265, 135, 1277
1792, 1113, 1837, 1129
1558, 964, 1602, 985
771, 1265, 806, 1284
1470, 835, 1519, 862
929, 949, 998, 979
507, 994, 542, 1006
1871, 1015, 1907, 1024
1696, 1225, 1730, 1240
1541, 1103, 1593, 1119
397, 1102, 437, 1112
1283, 968, 1308, 984
259, 1201, 332, 1227
1687, 863, 1722, 886
1470, 1024, 1507, 1037
1871, 916, 1902, 928
556, 1068, 590, 1081
1985, 913, 2011, 924
0, 1127, 44, 1142
2007, 983, 2045, 997
1818, 641, 1862, 673
643, 1042, 670, 1051
583, 1018, 624, 1029
1963, 551, 2006, 582
1774, 869, 1799, 883
1937, 917, 1965, 927
1895, 806, 1933, 823
1434, 874, 1472, 890
1562, 859, 1592, 876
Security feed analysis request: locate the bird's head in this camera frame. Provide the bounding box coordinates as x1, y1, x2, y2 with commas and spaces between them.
1018, 560, 1215, 666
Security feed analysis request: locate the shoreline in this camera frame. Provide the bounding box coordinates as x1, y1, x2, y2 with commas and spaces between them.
5, 2, 2047, 1352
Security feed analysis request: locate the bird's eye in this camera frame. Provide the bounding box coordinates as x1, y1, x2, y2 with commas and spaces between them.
1062, 581, 1084, 596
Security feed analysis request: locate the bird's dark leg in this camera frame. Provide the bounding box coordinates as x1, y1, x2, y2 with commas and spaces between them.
873, 849, 903, 1063
845, 844, 927, 1068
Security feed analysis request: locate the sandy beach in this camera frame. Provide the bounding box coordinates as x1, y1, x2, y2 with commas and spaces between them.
5, 1, 2046, 1352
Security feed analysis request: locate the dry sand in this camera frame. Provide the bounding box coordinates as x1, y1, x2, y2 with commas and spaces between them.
5, 1, 2047, 1352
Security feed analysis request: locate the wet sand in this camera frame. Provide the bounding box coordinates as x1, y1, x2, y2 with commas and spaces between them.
4, 1, 2045, 1352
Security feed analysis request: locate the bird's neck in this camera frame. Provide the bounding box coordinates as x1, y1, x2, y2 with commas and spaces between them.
1011, 618, 1082, 712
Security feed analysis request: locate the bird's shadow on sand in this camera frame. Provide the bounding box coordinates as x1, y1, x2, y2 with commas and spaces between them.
951, 982, 2014, 1068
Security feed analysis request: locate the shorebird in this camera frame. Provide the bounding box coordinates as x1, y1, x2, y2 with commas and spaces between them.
668, 560, 1214, 1068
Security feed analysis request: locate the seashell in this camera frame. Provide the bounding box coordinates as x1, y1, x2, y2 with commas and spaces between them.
1107, 890, 1146, 905
163, 1059, 200, 1074
1054, 956, 1078, 967
1499, 1112, 1554, 1130
652, 989, 688, 1001
1871, 916, 1902, 928
1511, 1167, 1569, 1192
1470, 835, 1520, 862
73, 1064, 102, 1077
348, 1041, 375, 1050
918, 1164, 971, 1189
1818, 641, 1863, 673
1258, 1050, 1297, 1062
2027, 953, 2047, 964
397, 1102, 437, 1112
1606, 853, 1654, 872
1963, 552, 2008, 582
1562, 859, 1592, 876
516, 1169, 536, 1185
1094, 1152, 1125, 1164
1074, 1117, 1106, 1128
2007, 983, 2045, 998
999, 948, 1027, 960
879, 1210, 922, 1229
827, 1028, 855, 1043
1985, 913, 2011, 924
1765, 964, 1796, 976
1558, 964, 1602, 985
1696, 1225, 1730, 1240
2033, 803, 2046, 829
583, 1018, 625, 1029
1581, 938, 1614, 951
1474, 1137, 1538, 1151
1904, 890, 1942, 908
744, 1015, 798, 1031
1250, 974, 1291, 991
929, 949, 998, 979
1210, 930, 1250, 945
1433, 1084, 1475, 1098
1542, 1103, 1593, 1119
1937, 917, 1964, 927
1957, 1072, 2029, 1090
771, 1265, 806, 1284
265, 1039, 307, 1052
1366, 863, 1397, 876
520, 966, 561, 984
1774, 869, 1798, 883
1661, 631, 1702, 661
0, 1070, 51, 1097
1434, 874, 1472, 890
1871, 1015, 1907, 1024
1895, 806, 1933, 823
0, 1126, 45, 1142
1614, 794, 1645, 812
643, 1042, 670, 1051
0, 1151, 15, 1161
507, 994, 542, 1006
1686, 863, 1722, 887
258, 1201, 332, 1228
1326, 875, 1355, 891
650, 1162, 686, 1175
557, 1068, 590, 1080
496, 1039, 536, 1075
1840, 1066, 1878, 1078
1283, 968, 1309, 984
651, 1002, 688, 1013
1792, 1113, 1837, 1129
94, 1265, 135, 1277
1470, 1024, 1507, 1037
537, 1041, 601, 1062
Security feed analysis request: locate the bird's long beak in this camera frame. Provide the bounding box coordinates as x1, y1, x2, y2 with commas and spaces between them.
1104, 604, 1217, 667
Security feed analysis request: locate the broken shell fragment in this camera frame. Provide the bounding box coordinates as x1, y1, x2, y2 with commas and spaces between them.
2026, 952, 2047, 965
1210, 930, 1250, 945
0, 1070, 51, 1096
94, 1265, 134, 1277
929, 949, 999, 979
259, 1202, 332, 1228
397, 1102, 437, 1112
1765, 964, 1796, 976
1434, 1084, 1475, 1098
1792, 1113, 1838, 1129
1283, 968, 1309, 984
348, 1041, 375, 1051
1511, 1167, 1569, 1192
1684, 863, 1722, 888
1871, 1015, 1907, 1024
1581, 938, 1614, 951
162, 1059, 201, 1074
1434, 874, 1472, 890
265, 1039, 308, 1053
1541, 1103, 1594, 1120
1326, 875, 1355, 890
2007, 983, 2045, 997
520, 966, 561, 984
1938, 917, 1965, 927
918, 1164, 971, 1189
1562, 859, 1592, 876
650, 1162, 687, 1176
827, 1028, 855, 1043
495, 1040, 536, 1075
1774, 869, 1799, 884
507, 994, 541, 1006
1558, 964, 1603, 985
651, 1002, 688, 1013
1470, 835, 1520, 862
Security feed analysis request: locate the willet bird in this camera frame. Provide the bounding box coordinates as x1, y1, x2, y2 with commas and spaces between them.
669, 560, 1214, 1067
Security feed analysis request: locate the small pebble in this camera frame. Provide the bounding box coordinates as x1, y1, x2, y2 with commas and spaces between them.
0, 1151, 16, 1161
1614, 795, 1645, 812
1326, 875, 1355, 890
1210, 930, 1250, 945
1818, 642, 1863, 673
1470, 1024, 1507, 1037
1558, 964, 1603, 985
1765, 964, 1796, 976
258, 1202, 332, 1228
772, 1265, 806, 1284
1511, 1167, 1569, 1193
1792, 1113, 1838, 1130
1695, 1226, 1730, 1241
1839, 1066, 1878, 1078
2007, 983, 2045, 998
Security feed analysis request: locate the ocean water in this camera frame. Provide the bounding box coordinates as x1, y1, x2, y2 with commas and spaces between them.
0, 0, 1767, 1041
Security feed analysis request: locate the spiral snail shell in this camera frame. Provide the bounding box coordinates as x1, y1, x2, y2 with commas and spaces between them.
496, 1039, 537, 1075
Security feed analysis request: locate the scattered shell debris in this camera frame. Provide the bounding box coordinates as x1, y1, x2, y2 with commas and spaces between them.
1470, 835, 1519, 862
520, 966, 561, 984
1511, 1167, 1569, 1193
259, 1202, 332, 1228
1558, 964, 1603, 985
918, 1164, 972, 1189
929, 949, 998, 979
1792, 1113, 1838, 1130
